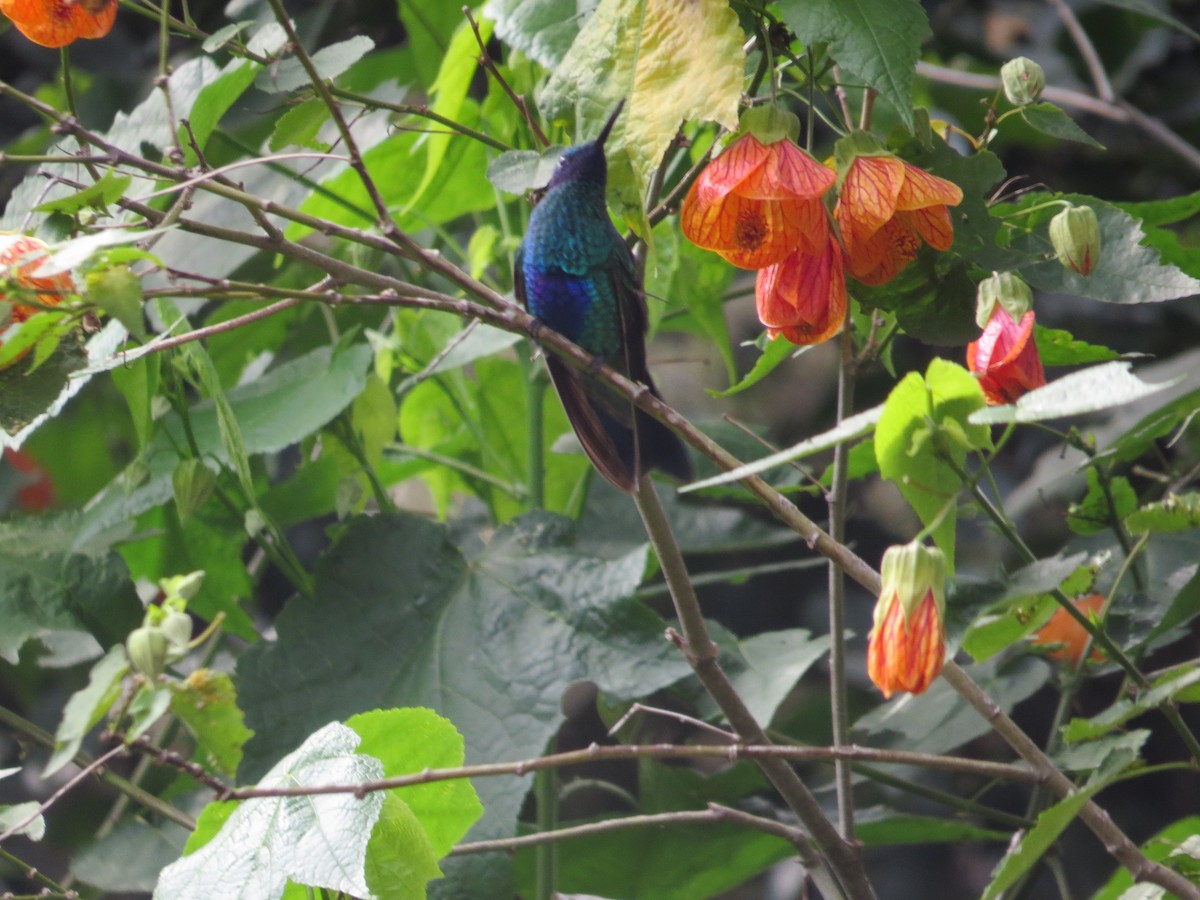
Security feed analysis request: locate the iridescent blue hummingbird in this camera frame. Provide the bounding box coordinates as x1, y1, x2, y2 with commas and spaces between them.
515, 102, 692, 492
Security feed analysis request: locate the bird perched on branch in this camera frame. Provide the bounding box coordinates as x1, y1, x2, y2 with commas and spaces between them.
515, 101, 692, 492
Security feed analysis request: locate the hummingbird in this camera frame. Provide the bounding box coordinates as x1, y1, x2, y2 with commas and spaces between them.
514, 102, 692, 492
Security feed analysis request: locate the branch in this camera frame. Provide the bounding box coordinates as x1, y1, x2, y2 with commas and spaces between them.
451, 803, 808, 856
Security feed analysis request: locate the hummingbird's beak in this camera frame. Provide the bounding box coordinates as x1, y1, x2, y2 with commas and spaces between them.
596, 99, 626, 147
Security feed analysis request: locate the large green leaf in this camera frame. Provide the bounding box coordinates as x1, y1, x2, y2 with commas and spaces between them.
778, 0, 930, 129
538, 0, 743, 228
155, 723, 385, 900
969, 362, 1178, 425
236, 512, 690, 889
45, 646, 130, 777
483, 0, 597, 68
0, 531, 141, 664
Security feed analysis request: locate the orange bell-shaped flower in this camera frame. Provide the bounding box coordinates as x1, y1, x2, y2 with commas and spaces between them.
0, 235, 73, 322
755, 230, 846, 346
682, 130, 835, 270
1030, 593, 1106, 666
868, 541, 947, 698
0, 0, 116, 48
835, 153, 962, 285
967, 306, 1046, 405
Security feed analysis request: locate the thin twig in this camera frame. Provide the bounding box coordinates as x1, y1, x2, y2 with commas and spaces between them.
1046, 0, 1114, 102
452, 803, 808, 856
0, 745, 126, 844
464, 7, 548, 147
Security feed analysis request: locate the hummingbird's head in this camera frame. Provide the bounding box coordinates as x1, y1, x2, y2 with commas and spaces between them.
544, 100, 626, 192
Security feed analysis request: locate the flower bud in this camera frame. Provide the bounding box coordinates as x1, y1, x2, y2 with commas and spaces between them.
1049, 205, 1101, 275
1001, 57, 1045, 106
976, 271, 1033, 329
161, 610, 193, 658
868, 542, 947, 698
127, 625, 169, 679
1031, 594, 1106, 666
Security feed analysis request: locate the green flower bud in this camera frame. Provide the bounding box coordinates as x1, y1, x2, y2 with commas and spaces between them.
1001, 57, 1045, 106
877, 541, 947, 623
1049, 205, 1101, 275
976, 271, 1033, 329
161, 610, 193, 658
127, 625, 169, 679
160, 571, 204, 603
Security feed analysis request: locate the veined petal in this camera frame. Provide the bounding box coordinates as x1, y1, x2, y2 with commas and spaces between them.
741, 139, 836, 201
757, 234, 845, 346
689, 133, 770, 202
895, 162, 963, 211
968, 309, 1045, 404
684, 186, 825, 269
904, 205, 955, 252
839, 155, 905, 244
844, 216, 921, 285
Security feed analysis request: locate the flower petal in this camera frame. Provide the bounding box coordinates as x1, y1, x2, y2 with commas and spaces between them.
839, 155, 905, 245
905, 204, 955, 252
968, 309, 1046, 404
683, 187, 824, 269
0, 0, 115, 47
740, 139, 836, 201
756, 233, 845, 345
895, 162, 963, 211
843, 216, 921, 285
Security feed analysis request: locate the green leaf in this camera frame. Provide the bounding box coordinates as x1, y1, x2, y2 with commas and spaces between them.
404, 19, 491, 215
74, 820, 189, 893
981, 784, 1103, 899
970, 362, 1179, 425
1034, 326, 1122, 366
398, 1, 477, 88
32, 169, 131, 215
181, 59, 263, 163
0, 328, 90, 443
0, 536, 141, 665
778, 0, 930, 130
256, 36, 375, 93
1062, 666, 1200, 742
1053, 729, 1150, 773
156, 723, 385, 899
111, 352, 160, 452
268, 97, 332, 152
1019, 103, 1105, 148
1126, 493, 1200, 535
365, 794, 443, 900
1067, 469, 1137, 536
0, 801, 45, 841
170, 670, 254, 777
486, 147, 564, 194
706, 334, 798, 400
875, 359, 988, 565
684, 403, 881, 492
724, 629, 832, 726
237, 512, 689, 890
483, 0, 592, 68
85, 265, 146, 339
45, 646, 130, 777
347, 708, 483, 858
1096, 385, 1200, 463
539, 0, 743, 229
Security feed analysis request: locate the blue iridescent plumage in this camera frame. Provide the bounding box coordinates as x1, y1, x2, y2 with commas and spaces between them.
514, 102, 691, 492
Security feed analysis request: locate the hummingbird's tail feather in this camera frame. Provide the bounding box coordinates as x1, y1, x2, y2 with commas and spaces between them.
545, 357, 693, 492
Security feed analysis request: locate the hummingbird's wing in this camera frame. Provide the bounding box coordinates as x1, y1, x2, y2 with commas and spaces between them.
515, 243, 639, 491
